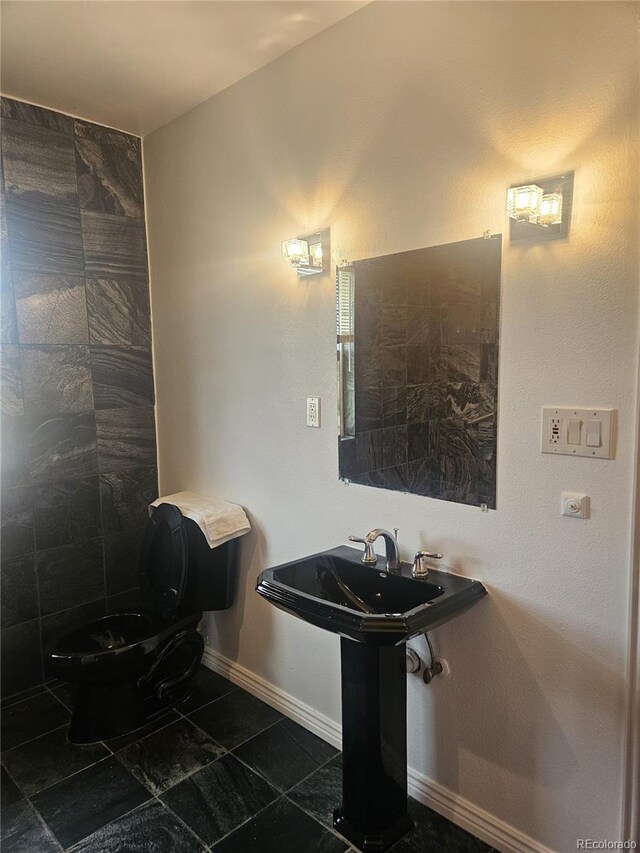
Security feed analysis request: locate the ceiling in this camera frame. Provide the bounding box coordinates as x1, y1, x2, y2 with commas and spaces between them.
0, 1, 368, 136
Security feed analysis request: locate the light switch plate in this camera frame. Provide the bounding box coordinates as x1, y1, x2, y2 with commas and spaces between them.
541, 407, 615, 459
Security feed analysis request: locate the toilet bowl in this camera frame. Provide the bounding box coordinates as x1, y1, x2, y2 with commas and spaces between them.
50, 502, 238, 744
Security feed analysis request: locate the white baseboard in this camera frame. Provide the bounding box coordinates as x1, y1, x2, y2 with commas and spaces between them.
202, 646, 554, 853
202, 645, 342, 748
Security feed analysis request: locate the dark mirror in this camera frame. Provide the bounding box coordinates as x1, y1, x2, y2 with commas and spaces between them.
337, 235, 501, 508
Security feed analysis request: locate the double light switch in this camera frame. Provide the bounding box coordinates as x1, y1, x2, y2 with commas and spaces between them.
567, 417, 601, 447
541, 407, 615, 459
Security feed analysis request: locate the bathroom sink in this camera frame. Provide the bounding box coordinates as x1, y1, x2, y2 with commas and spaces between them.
256, 545, 486, 645
257, 544, 487, 850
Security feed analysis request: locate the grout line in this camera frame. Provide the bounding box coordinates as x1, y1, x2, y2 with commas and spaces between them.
181, 687, 238, 719
45, 683, 77, 713
1, 714, 71, 754
6, 697, 341, 852
10, 746, 112, 801
281, 792, 352, 850
1, 755, 26, 790
27, 799, 65, 852
113, 743, 226, 799
27, 754, 113, 802
185, 710, 281, 756
98, 525, 108, 616
60, 800, 153, 852
164, 715, 229, 753
229, 739, 337, 799
140, 714, 295, 798
285, 751, 341, 794
45, 682, 74, 712
227, 746, 284, 790
201, 792, 288, 852
38, 590, 106, 623
217, 715, 283, 753
2, 723, 69, 758
134, 712, 293, 802
1, 683, 48, 709
0, 103, 147, 725
157, 797, 210, 850
106, 713, 185, 753
2, 677, 243, 802
34, 532, 46, 686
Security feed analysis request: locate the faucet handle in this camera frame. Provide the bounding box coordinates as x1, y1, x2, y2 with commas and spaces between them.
412, 550, 443, 578
348, 535, 378, 565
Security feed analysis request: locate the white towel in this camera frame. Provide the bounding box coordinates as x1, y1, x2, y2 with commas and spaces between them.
149, 491, 251, 549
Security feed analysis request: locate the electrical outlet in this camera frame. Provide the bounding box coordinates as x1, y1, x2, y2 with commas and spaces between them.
307, 397, 320, 428
541, 407, 615, 459
561, 492, 589, 519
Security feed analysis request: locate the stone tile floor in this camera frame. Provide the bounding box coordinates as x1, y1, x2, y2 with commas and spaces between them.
1, 666, 495, 852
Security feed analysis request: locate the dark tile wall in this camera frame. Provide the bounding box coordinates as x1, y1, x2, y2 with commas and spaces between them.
339, 236, 500, 508
0, 97, 157, 697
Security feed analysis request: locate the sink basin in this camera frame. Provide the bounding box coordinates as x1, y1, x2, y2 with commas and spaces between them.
256, 544, 487, 851
256, 545, 485, 644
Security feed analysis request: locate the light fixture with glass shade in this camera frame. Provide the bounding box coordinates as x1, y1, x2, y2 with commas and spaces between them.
282, 238, 310, 267
507, 173, 573, 241
281, 230, 329, 277
309, 239, 323, 269
538, 192, 563, 226
506, 184, 544, 222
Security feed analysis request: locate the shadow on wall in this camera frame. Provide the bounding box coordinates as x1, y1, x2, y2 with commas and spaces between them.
427, 592, 625, 840
152, 29, 639, 508
201, 510, 268, 664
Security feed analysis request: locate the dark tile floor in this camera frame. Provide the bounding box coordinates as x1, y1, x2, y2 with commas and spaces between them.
1, 666, 494, 852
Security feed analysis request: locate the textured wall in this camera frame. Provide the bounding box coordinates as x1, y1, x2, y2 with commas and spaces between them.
0, 97, 157, 696
144, 3, 638, 850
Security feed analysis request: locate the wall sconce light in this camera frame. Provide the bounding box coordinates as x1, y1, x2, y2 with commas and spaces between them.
281, 230, 329, 277
507, 173, 573, 241
538, 192, 563, 226
506, 184, 543, 222
282, 238, 309, 266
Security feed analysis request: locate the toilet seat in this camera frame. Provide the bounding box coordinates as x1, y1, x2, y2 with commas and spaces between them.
139, 503, 189, 619
51, 611, 200, 675
51, 505, 193, 680
55, 613, 158, 657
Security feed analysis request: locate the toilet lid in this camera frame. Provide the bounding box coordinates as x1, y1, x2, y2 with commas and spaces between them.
139, 503, 188, 618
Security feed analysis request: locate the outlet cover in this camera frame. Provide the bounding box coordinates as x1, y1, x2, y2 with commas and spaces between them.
307, 397, 320, 428
541, 407, 615, 459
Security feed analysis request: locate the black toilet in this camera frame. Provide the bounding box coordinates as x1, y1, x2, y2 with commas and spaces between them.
50, 503, 238, 744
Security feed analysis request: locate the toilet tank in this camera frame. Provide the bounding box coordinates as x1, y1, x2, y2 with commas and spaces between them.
183, 518, 239, 611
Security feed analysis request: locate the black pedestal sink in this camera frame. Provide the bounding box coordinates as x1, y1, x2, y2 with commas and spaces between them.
256, 545, 486, 851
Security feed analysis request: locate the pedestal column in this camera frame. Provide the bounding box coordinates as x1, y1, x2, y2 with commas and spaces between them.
333, 637, 413, 851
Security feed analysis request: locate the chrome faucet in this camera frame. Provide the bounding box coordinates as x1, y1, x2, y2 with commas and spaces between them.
348, 534, 377, 565
412, 549, 444, 577
349, 528, 400, 572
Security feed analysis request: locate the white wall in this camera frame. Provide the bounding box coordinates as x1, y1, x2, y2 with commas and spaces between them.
143, 3, 639, 850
